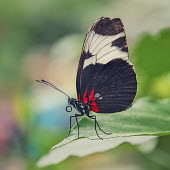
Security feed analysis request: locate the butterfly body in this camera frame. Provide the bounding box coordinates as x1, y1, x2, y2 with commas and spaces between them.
68, 98, 89, 115
67, 97, 111, 139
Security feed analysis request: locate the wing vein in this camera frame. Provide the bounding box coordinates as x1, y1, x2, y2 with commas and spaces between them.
96, 47, 120, 61
89, 34, 102, 51
91, 35, 109, 54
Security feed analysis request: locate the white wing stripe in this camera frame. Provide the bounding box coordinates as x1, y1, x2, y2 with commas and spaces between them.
88, 31, 96, 50
97, 46, 119, 60
84, 31, 95, 52
95, 39, 119, 57
98, 49, 128, 64
83, 55, 96, 68
83, 49, 128, 68
82, 19, 128, 69
90, 35, 109, 54
90, 32, 125, 55
89, 33, 102, 51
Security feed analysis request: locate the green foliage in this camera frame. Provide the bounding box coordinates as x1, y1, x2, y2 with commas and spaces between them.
133, 28, 170, 98
37, 98, 170, 166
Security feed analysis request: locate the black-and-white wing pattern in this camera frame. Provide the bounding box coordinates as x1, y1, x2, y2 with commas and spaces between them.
76, 17, 137, 113
83, 17, 128, 68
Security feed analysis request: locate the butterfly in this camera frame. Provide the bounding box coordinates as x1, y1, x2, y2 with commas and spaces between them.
36, 17, 137, 139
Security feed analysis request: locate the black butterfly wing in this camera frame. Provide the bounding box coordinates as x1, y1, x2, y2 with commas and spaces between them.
76, 17, 137, 113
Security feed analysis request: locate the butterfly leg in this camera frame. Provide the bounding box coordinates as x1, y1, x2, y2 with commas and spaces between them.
88, 115, 111, 139
96, 120, 112, 135
66, 114, 82, 138
88, 115, 103, 140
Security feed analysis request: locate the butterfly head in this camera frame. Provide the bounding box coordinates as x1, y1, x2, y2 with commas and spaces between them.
68, 98, 76, 105
67, 97, 87, 114
65, 98, 76, 112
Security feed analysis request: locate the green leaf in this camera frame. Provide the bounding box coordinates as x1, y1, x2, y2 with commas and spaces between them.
37, 98, 170, 167
133, 28, 170, 98
134, 28, 170, 78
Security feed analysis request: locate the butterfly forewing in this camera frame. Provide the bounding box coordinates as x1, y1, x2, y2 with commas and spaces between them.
76, 17, 137, 113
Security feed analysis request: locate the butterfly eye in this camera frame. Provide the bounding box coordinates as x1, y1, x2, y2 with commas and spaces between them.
66, 106, 72, 112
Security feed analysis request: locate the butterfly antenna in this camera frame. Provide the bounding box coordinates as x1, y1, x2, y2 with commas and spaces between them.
36, 79, 70, 98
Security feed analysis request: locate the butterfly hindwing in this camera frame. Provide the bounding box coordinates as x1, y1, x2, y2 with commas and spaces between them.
76, 17, 137, 113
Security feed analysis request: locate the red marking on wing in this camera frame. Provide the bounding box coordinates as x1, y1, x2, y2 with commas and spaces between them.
83, 89, 88, 104
89, 89, 94, 101
92, 106, 100, 112
90, 102, 97, 106
89, 89, 100, 112
82, 89, 100, 112
91, 97, 96, 101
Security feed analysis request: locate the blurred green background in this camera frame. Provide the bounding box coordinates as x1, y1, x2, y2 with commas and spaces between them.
0, 0, 170, 170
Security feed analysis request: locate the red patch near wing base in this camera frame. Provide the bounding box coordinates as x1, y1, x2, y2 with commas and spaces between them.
82, 89, 100, 112
91, 106, 100, 112
90, 102, 97, 106
89, 89, 100, 112
89, 89, 94, 100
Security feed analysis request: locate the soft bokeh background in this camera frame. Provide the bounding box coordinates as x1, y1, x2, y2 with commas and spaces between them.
0, 0, 170, 170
